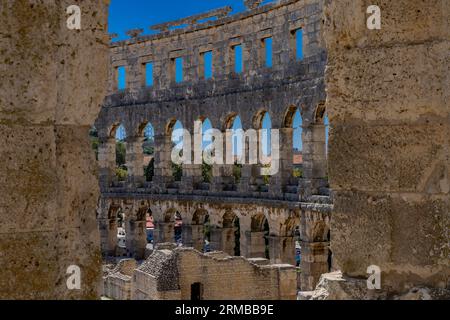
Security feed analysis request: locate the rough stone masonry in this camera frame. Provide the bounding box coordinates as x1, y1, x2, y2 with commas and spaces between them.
320, 0, 449, 297
0, 1, 109, 299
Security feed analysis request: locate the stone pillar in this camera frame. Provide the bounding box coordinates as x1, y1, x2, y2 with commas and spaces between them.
99, 218, 118, 257
98, 137, 117, 191
268, 235, 296, 265
180, 124, 203, 193
299, 208, 331, 291
209, 226, 223, 251
181, 224, 193, 247
125, 217, 146, 260
300, 241, 329, 291
153, 134, 174, 191
220, 227, 236, 256
125, 135, 145, 188
246, 231, 266, 258
191, 224, 205, 251
301, 125, 327, 198
238, 133, 257, 194
153, 222, 174, 244
0, 2, 109, 299
269, 128, 294, 198
322, 0, 450, 295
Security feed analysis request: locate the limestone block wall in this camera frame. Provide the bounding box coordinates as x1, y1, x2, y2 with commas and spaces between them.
323, 0, 449, 292
0, 1, 109, 299
176, 248, 297, 300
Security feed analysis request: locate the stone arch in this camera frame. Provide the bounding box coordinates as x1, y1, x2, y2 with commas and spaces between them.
166, 118, 179, 136
191, 209, 210, 252
223, 112, 239, 131
192, 208, 209, 225
221, 210, 241, 256
312, 220, 329, 242
249, 213, 270, 259
280, 213, 300, 237
252, 109, 269, 129
283, 105, 299, 128
251, 213, 268, 232
313, 101, 327, 124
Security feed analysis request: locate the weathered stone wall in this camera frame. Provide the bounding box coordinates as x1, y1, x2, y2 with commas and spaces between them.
176, 248, 297, 300
323, 0, 449, 294
103, 247, 298, 300
0, 1, 109, 299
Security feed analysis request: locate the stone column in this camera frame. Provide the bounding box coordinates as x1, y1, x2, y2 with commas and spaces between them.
269, 128, 294, 198
209, 226, 223, 251
153, 134, 174, 191
238, 133, 257, 194
268, 236, 296, 265
181, 224, 193, 247
300, 241, 329, 291
180, 124, 203, 193
246, 231, 266, 258
191, 224, 205, 251
299, 208, 331, 291
98, 137, 117, 191
219, 227, 235, 256
125, 217, 146, 260
99, 218, 117, 257
153, 222, 174, 244
125, 135, 144, 188
301, 125, 327, 198
0, 1, 109, 299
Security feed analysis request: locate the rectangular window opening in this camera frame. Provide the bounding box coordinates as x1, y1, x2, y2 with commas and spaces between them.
145, 62, 153, 87
202, 51, 213, 79
263, 37, 273, 68
117, 66, 126, 90
173, 57, 183, 83
233, 44, 243, 73
292, 28, 304, 61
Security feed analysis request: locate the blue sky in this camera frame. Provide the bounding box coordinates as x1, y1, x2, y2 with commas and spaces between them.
109, 1, 275, 40
111, 0, 308, 151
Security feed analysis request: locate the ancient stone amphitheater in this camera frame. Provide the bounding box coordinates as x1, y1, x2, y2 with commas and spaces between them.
1, 0, 448, 300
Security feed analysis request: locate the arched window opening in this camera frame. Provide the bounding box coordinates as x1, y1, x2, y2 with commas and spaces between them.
114, 124, 127, 181
222, 211, 241, 257
259, 112, 272, 188
250, 214, 270, 260
171, 120, 184, 182
192, 210, 210, 252
230, 116, 243, 185
174, 211, 183, 246
116, 208, 126, 256
142, 123, 155, 182
145, 209, 154, 247
292, 109, 303, 178
201, 118, 213, 184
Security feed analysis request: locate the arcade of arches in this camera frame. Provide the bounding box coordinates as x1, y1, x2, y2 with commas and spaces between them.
96, 0, 332, 292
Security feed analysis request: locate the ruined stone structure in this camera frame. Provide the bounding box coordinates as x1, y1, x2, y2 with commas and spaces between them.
316, 0, 450, 298
95, 0, 332, 293
103, 245, 297, 300
0, 1, 109, 299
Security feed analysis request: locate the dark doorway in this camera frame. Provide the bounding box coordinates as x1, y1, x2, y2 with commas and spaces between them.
191, 282, 203, 300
